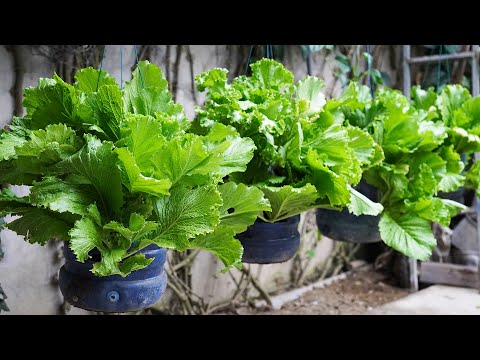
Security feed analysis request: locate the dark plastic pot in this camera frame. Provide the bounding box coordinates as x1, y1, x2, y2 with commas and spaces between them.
237, 215, 300, 264
438, 188, 465, 205
450, 212, 479, 267
315, 180, 381, 243
59, 243, 167, 313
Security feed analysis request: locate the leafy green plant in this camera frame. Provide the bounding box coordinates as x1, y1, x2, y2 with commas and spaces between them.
0, 61, 269, 277
411, 84, 480, 195
333, 82, 470, 260
192, 59, 383, 224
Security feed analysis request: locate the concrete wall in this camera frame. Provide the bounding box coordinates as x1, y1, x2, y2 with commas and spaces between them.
0, 45, 399, 314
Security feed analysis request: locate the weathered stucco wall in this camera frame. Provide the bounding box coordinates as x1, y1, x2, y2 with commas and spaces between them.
0, 45, 399, 314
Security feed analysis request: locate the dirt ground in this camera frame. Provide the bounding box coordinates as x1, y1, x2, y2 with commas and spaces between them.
242, 268, 410, 315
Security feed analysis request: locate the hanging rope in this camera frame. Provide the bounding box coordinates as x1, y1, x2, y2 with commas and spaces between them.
120, 45, 123, 89
306, 47, 313, 76
268, 45, 274, 59
96, 45, 106, 91
134, 45, 145, 88
446, 50, 451, 84
436, 45, 453, 90
366, 44, 374, 98
244, 45, 255, 75
436, 45, 442, 89
244, 45, 274, 75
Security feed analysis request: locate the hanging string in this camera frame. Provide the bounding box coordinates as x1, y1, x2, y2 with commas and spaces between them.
366, 44, 374, 98
244, 45, 273, 75
306, 47, 313, 76
96, 45, 106, 91
265, 45, 274, 59
446, 53, 451, 84
436, 45, 443, 90
120, 45, 123, 89
423, 46, 435, 88
244, 45, 255, 75
133, 45, 145, 88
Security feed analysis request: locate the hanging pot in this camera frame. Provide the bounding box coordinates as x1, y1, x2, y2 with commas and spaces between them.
59, 243, 168, 313
315, 180, 381, 243
450, 211, 479, 267
237, 215, 300, 264
438, 188, 465, 205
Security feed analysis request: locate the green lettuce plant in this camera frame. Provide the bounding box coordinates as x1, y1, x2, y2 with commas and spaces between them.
192, 59, 384, 224
332, 82, 471, 260
0, 61, 270, 276
411, 84, 480, 195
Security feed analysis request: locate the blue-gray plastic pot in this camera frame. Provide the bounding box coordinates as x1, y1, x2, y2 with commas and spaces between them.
237, 215, 300, 264
59, 243, 167, 313
316, 180, 381, 243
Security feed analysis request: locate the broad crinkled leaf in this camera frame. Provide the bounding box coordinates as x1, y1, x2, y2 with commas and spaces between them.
437, 145, 465, 192
116, 148, 171, 196
118, 254, 154, 276
69, 214, 105, 262
152, 134, 210, 186
91, 248, 126, 277
56, 134, 123, 217
347, 186, 383, 216
0, 131, 26, 161
189, 226, 243, 271
406, 197, 466, 227
304, 148, 350, 205
15, 124, 83, 159
409, 163, 437, 199
118, 114, 166, 172
260, 184, 319, 222
379, 211, 436, 260
0, 160, 39, 185
23, 74, 82, 130
196, 68, 229, 93
250, 59, 294, 89
417, 121, 447, 151
217, 182, 271, 233
347, 126, 381, 167
103, 213, 157, 243
296, 76, 326, 114
80, 85, 124, 141
198, 125, 256, 179
151, 185, 222, 250
449, 127, 480, 153
303, 124, 360, 184
4, 205, 72, 245
457, 97, 480, 131
363, 163, 409, 204
380, 112, 422, 155
124, 60, 185, 120
411, 86, 437, 111
435, 85, 471, 126
29, 177, 97, 216
74, 67, 118, 93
